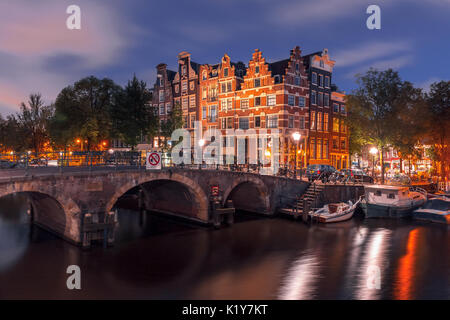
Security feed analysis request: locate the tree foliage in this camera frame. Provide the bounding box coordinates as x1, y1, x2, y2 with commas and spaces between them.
50, 76, 122, 150
110, 75, 157, 149
347, 69, 412, 183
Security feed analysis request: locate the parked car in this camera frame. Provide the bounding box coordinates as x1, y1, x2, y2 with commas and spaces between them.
339, 168, 374, 183
0, 160, 17, 169
306, 164, 336, 182
29, 158, 48, 167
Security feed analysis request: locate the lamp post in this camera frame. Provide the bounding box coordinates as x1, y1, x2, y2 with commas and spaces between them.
370, 147, 378, 182
198, 139, 205, 169
292, 132, 301, 179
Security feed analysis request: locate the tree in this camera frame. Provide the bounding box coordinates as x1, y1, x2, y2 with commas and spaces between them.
346, 69, 407, 184
50, 76, 122, 151
425, 80, 450, 180
160, 102, 183, 151
16, 93, 53, 154
110, 75, 157, 149
390, 82, 427, 174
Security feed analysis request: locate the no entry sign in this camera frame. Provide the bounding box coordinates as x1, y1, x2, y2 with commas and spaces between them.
146, 152, 161, 170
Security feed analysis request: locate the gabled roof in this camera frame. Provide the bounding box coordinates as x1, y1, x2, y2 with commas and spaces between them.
167, 70, 177, 82
268, 59, 289, 77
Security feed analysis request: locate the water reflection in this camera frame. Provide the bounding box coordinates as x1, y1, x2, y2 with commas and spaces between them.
394, 228, 421, 300
278, 251, 320, 300
0, 194, 31, 271
354, 229, 392, 300
0, 201, 448, 299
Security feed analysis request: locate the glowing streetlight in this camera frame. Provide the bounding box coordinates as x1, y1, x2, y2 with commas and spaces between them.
108, 149, 114, 154
369, 147, 378, 155
265, 150, 271, 157
292, 132, 301, 179
369, 147, 378, 181
198, 139, 205, 147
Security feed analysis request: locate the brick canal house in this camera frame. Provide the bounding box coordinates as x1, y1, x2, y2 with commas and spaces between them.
330, 91, 349, 169
146, 46, 349, 169
302, 48, 336, 167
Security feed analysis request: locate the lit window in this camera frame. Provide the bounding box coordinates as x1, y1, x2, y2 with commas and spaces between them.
317, 112, 323, 131
241, 99, 249, 109
333, 118, 339, 132
310, 111, 316, 130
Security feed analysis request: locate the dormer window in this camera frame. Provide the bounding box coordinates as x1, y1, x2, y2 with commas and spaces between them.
274, 75, 280, 84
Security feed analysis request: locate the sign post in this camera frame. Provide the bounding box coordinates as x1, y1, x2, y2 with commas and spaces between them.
146, 152, 161, 170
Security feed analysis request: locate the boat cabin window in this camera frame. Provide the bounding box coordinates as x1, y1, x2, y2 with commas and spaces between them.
388, 193, 395, 199
375, 190, 382, 196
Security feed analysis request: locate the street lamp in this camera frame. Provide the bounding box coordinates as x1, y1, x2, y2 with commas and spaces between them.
292, 132, 301, 179
370, 147, 378, 181
198, 139, 205, 168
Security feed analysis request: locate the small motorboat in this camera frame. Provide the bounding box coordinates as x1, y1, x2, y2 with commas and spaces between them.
413, 197, 450, 224
309, 197, 362, 223
362, 185, 427, 218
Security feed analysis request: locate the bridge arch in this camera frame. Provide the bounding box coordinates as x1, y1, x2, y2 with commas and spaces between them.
223, 175, 271, 214
0, 185, 81, 243
105, 172, 209, 222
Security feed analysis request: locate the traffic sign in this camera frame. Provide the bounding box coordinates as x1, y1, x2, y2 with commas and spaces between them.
146, 152, 161, 170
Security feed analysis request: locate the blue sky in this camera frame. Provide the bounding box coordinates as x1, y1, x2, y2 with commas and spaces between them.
0, 0, 449, 115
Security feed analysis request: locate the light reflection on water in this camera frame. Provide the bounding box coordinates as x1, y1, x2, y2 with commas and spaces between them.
0, 196, 448, 299
278, 251, 320, 300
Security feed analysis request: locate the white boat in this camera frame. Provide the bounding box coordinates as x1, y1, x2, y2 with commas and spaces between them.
413, 197, 450, 224
309, 197, 362, 223
362, 185, 427, 218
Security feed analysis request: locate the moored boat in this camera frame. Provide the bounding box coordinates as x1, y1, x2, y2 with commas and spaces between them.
413, 197, 450, 224
363, 185, 427, 219
309, 197, 362, 223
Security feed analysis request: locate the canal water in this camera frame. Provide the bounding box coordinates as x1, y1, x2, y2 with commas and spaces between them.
0, 193, 448, 299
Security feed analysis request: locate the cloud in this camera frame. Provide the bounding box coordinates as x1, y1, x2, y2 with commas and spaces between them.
345, 55, 414, 79
0, 0, 137, 114
416, 77, 440, 93
272, 0, 367, 26
333, 41, 412, 68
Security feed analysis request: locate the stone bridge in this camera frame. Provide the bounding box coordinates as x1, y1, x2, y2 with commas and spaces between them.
0, 168, 308, 246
